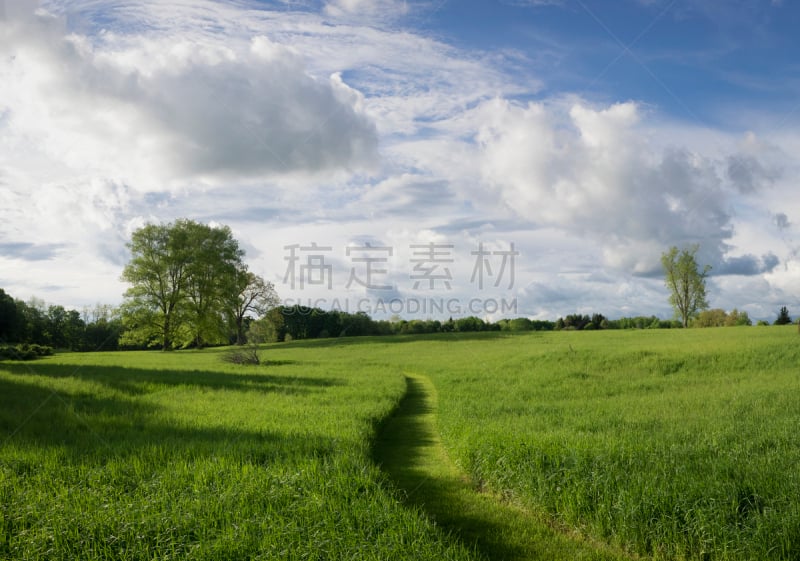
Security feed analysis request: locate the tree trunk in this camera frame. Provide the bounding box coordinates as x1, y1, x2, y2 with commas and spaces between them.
162, 316, 171, 351
236, 316, 245, 345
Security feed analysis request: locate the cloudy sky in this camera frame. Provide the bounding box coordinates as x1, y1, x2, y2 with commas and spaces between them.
1, 0, 798, 321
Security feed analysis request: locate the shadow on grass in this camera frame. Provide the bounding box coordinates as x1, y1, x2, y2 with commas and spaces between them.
0, 374, 336, 464
373, 376, 630, 561
1, 361, 343, 396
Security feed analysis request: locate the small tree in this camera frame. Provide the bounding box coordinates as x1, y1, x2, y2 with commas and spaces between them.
725, 309, 752, 327
775, 306, 792, 325
229, 271, 280, 345
661, 244, 711, 328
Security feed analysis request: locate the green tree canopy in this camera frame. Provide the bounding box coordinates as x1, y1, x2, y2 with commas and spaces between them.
0, 288, 19, 342
774, 306, 792, 325
120, 219, 245, 350
230, 271, 280, 345
661, 244, 711, 328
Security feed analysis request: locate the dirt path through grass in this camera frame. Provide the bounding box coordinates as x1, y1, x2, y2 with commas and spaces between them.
373, 373, 633, 561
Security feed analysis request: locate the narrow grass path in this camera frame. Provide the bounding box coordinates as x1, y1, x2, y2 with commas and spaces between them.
373, 374, 635, 561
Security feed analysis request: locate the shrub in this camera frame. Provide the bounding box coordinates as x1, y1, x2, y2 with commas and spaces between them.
0, 345, 21, 360
221, 345, 260, 365
0, 344, 54, 361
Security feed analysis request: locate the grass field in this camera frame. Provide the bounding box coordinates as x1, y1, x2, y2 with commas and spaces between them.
407, 327, 800, 560
2, 327, 799, 560
0, 344, 473, 560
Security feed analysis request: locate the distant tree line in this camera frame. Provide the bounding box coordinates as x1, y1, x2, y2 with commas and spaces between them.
553, 314, 679, 330
248, 307, 562, 342
260, 307, 513, 341
0, 288, 122, 351
2, 285, 795, 354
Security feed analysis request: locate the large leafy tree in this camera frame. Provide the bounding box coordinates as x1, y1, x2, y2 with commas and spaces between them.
120, 219, 244, 350
661, 244, 711, 328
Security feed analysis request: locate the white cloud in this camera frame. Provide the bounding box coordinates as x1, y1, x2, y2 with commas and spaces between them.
469, 98, 767, 274
0, 4, 378, 189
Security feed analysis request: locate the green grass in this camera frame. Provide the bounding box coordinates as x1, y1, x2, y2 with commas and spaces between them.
0, 345, 475, 560
373, 373, 634, 561
401, 327, 800, 561
2, 327, 799, 560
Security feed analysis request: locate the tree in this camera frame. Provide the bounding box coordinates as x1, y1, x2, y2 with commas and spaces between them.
693, 308, 727, 328
120, 219, 244, 350
775, 306, 792, 325
661, 244, 711, 328
229, 271, 279, 345
183, 222, 244, 347
121, 222, 191, 350
725, 308, 752, 327
0, 289, 19, 342
17, 298, 48, 344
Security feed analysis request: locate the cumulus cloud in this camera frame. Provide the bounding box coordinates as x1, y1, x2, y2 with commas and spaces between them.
470, 98, 766, 275
357, 174, 457, 218
0, 5, 378, 186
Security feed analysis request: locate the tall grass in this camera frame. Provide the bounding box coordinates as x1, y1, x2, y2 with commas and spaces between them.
411, 327, 800, 560
0, 345, 476, 560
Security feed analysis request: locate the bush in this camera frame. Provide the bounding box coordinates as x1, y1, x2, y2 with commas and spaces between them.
0, 345, 21, 360
28, 343, 54, 356
221, 346, 260, 365
0, 343, 54, 361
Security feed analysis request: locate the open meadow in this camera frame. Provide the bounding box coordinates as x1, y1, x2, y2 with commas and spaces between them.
0, 344, 472, 560
1, 326, 799, 560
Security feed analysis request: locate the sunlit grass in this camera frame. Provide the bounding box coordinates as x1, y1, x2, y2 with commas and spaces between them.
374, 373, 633, 561
405, 327, 800, 560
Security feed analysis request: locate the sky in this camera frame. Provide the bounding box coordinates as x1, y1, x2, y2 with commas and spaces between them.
1, 0, 799, 322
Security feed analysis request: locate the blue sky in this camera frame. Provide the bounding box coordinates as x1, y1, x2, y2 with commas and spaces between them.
0, 0, 798, 321
427, 0, 799, 124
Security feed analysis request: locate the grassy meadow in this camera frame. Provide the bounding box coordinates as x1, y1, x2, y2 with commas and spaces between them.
0, 344, 473, 560
1, 326, 799, 560
411, 327, 800, 560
